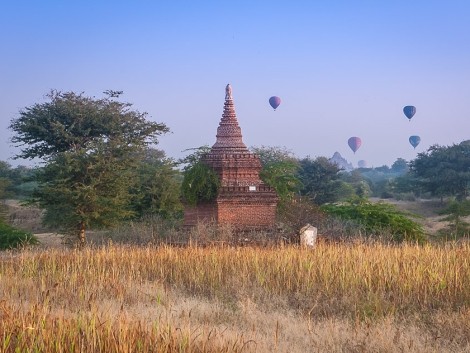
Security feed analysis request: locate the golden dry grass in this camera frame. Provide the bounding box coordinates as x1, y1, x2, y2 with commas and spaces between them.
1, 242, 469, 352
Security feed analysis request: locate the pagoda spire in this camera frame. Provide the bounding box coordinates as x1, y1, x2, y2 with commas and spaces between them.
184, 84, 278, 230
211, 84, 249, 152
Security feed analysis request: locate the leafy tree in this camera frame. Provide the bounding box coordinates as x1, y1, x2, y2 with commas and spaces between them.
350, 158, 412, 198
298, 156, 343, 205
130, 148, 183, 219
340, 169, 372, 199
251, 145, 296, 166
251, 146, 300, 202
9, 90, 169, 244
437, 200, 470, 239
0, 161, 11, 178
410, 142, 470, 201
391, 158, 409, 173
180, 147, 220, 206
181, 163, 219, 206
375, 165, 390, 173
386, 173, 423, 199
0, 164, 40, 199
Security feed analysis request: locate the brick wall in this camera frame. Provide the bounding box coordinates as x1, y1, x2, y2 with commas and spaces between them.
183, 203, 217, 227
183, 191, 278, 229
203, 152, 264, 187
216, 191, 278, 229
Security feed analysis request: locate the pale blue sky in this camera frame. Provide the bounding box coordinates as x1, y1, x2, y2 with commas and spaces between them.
1, 1, 469, 167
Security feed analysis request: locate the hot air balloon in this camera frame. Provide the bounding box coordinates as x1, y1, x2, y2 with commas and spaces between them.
348, 137, 362, 154
409, 135, 421, 149
403, 106, 416, 121
269, 96, 281, 110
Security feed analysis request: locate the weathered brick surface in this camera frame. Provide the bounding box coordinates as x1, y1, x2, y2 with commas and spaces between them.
184, 85, 278, 230
217, 196, 277, 228
184, 203, 217, 225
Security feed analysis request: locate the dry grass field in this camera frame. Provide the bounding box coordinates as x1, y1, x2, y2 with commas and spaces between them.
1, 242, 469, 352
1, 199, 469, 352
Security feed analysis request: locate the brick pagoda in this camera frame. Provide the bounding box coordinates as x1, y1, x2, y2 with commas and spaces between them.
184, 84, 278, 229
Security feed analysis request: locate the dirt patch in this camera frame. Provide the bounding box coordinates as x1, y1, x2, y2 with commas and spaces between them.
4, 199, 49, 233
34, 233, 68, 249
370, 198, 446, 217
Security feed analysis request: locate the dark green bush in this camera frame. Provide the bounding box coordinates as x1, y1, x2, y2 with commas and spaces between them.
321, 198, 426, 243
0, 221, 38, 250
181, 162, 220, 206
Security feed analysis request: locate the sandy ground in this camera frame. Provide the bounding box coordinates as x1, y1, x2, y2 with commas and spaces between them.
33, 233, 68, 249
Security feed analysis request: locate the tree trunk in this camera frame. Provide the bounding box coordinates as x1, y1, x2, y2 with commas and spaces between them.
78, 221, 86, 247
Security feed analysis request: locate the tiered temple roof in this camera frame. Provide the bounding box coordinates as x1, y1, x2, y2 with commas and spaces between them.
210, 84, 249, 153
203, 84, 264, 188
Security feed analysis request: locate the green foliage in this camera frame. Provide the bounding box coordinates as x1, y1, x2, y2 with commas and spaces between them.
251, 145, 296, 166
178, 146, 212, 168
12, 181, 38, 200
340, 170, 372, 199
9, 166, 40, 199
181, 162, 220, 206
410, 142, 470, 201
33, 149, 136, 234
437, 200, 470, 239
251, 146, 301, 202
298, 156, 343, 205
10, 90, 169, 160
0, 163, 39, 199
352, 159, 410, 198
259, 161, 300, 201
0, 220, 38, 250
0, 178, 12, 200
179, 146, 220, 206
387, 174, 421, 197
391, 158, 409, 173
335, 181, 356, 200
9, 90, 169, 243
321, 199, 426, 243
130, 148, 183, 219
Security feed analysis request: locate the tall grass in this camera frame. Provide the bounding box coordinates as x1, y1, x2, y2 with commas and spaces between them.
0, 242, 469, 352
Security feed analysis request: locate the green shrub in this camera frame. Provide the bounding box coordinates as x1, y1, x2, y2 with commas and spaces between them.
0, 221, 38, 250
436, 200, 470, 239
321, 198, 426, 243
181, 162, 220, 206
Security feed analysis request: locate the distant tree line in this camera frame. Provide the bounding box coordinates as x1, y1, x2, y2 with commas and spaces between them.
297, 142, 470, 205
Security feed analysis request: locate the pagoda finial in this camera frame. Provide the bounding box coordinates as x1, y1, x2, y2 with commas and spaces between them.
210, 84, 248, 152
225, 84, 232, 100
